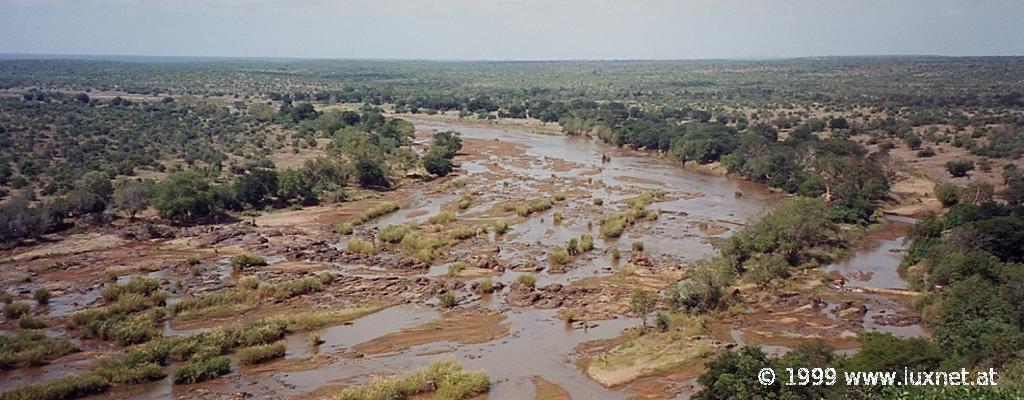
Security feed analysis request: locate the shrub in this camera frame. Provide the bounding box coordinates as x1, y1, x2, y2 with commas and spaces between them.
171, 356, 232, 384
438, 292, 458, 308
335, 222, 354, 235
185, 256, 201, 266
610, 248, 621, 260
379, 224, 410, 243
0, 373, 109, 400
448, 262, 468, 277
492, 219, 510, 234
230, 254, 267, 272
593, 198, 604, 206
917, 147, 936, 157
237, 275, 260, 290
171, 289, 260, 321
0, 331, 78, 369
548, 246, 570, 265
446, 225, 477, 241
399, 232, 449, 262
32, 288, 51, 305
101, 277, 161, 302
428, 210, 457, 225
309, 332, 324, 346
600, 217, 626, 238
237, 341, 286, 365
517, 274, 537, 288
579, 234, 594, 252
476, 279, 494, 294
4, 301, 30, 319
347, 238, 375, 254
552, 212, 564, 224
655, 312, 670, 332
334, 360, 488, 400
632, 241, 645, 252
934, 182, 961, 207
945, 159, 975, 177
257, 275, 331, 300
18, 314, 46, 329
515, 198, 552, 217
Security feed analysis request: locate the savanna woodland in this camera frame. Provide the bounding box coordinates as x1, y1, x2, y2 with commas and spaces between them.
1, 54, 1024, 400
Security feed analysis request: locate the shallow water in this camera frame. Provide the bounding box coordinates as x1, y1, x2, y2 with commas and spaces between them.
81, 121, 788, 399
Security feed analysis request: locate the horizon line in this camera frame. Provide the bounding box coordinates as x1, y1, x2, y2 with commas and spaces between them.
2, 52, 1024, 64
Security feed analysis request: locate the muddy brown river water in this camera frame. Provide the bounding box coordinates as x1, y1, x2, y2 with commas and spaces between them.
1, 120, 924, 399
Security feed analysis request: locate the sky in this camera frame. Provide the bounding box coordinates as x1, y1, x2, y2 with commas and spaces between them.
1, 0, 1022, 60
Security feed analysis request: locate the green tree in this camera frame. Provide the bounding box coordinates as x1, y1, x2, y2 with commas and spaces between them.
276, 168, 315, 204
423, 150, 454, 177
151, 170, 217, 223
112, 179, 152, 220
629, 289, 656, 330
945, 159, 975, 177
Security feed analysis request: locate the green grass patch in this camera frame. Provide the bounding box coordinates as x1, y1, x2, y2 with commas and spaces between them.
346, 201, 400, 226
170, 289, 260, 322
379, 224, 411, 243
428, 210, 457, 225
0, 331, 78, 370
257, 273, 334, 300
399, 232, 450, 262
347, 238, 376, 254
0, 373, 109, 400
171, 356, 231, 385
238, 341, 286, 365
230, 254, 267, 272
333, 360, 488, 400
514, 198, 553, 217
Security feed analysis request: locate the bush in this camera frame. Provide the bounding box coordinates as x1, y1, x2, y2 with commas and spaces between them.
171, 289, 260, 321
446, 225, 477, 241
631, 241, 645, 252
600, 217, 625, 238
379, 224, 410, 243
0, 331, 78, 369
171, 356, 232, 384
237, 275, 260, 290
335, 222, 354, 235
934, 182, 961, 207
579, 234, 594, 252
423, 152, 454, 177
4, 301, 30, 319
517, 274, 537, 288
438, 292, 458, 308
476, 279, 494, 294
548, 247, 570, 265
0, 373, 109, 400
237, 341, 286, 365
335, 360, 487, 400
610, 248, 621, 260
655, 312, 670, 332
448, 262, 468, 277
257, 275, 330, 300
347, 238, 375, 255
515, 198, 552, 217
230, 254, 267, 272
428, 210, 457, 225
491, 219, 509, 234
917, 146, 936, 157
32, 288, 51, 305
18, 314, 46, 329
946, 159, 975, 177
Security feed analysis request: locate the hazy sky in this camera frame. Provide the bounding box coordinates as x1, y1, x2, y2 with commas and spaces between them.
1, 0, 1022, 60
